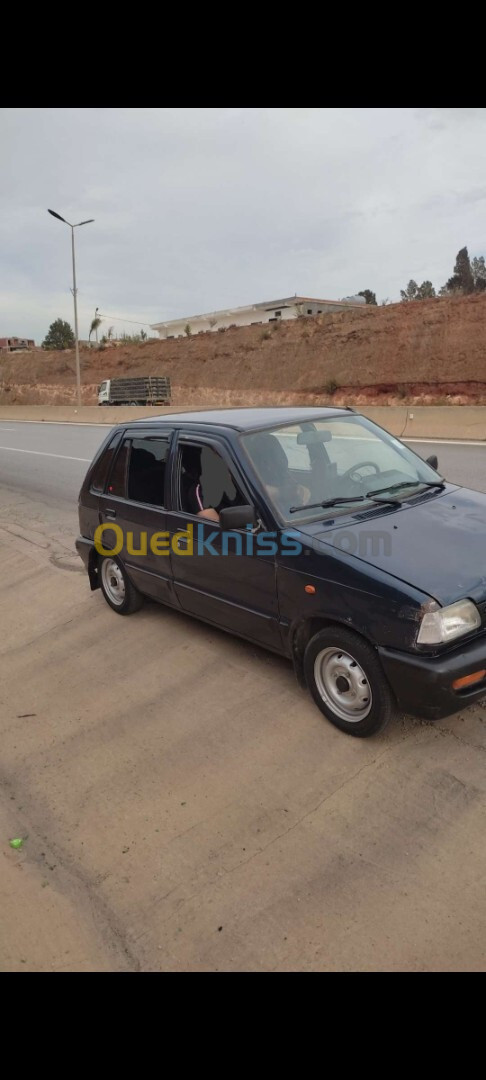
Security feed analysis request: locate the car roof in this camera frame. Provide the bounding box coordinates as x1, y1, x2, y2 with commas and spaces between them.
129, 406, 354, 432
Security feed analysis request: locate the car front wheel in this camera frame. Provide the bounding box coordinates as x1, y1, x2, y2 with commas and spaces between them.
99, 556, 144, 615
304, 626, 394, 737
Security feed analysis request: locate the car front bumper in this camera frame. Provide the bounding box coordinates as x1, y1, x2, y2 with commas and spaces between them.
378, 635, 486, 719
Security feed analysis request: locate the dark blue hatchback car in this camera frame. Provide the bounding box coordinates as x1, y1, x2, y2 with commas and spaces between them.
76, 407, 486, 737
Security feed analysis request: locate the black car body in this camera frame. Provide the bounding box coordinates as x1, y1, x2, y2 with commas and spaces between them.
76, 407, 486, 737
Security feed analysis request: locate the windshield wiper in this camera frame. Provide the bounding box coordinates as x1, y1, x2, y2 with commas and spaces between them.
368, 480, 445, 497
290, 479, 445, 513
289, 494, 400, 514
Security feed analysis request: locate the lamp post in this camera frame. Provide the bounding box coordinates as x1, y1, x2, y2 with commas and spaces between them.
47, 209, 94, 407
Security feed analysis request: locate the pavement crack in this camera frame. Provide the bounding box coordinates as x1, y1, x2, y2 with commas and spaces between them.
433, 723, 486, 754
217, 732, 420, 878
0, 615, 77, 657
157, 731, 420, 922
0, 767, 141, 972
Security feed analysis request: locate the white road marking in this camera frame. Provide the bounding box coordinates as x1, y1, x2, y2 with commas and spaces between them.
0, 445, 91, 462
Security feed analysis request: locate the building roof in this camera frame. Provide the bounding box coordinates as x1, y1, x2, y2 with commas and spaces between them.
151, 295, 362, 330
130, 406, 352, 432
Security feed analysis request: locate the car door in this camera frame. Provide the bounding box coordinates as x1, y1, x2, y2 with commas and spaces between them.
98, 428, 176, 605
167, 433, 282, 651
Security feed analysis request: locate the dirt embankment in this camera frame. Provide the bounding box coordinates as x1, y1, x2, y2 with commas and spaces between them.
2, 292, 486, 407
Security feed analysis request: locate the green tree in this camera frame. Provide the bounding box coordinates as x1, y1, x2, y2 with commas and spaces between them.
358, 289, 377, 305
400, 279, 435, 302
184, 323, 192, 336
444, 246, 475, 294
400, 280, 419, 302
42, 318, 75, 350
416, 280, 436, 300
89, 316, 102, 343
472, 256, 486, 292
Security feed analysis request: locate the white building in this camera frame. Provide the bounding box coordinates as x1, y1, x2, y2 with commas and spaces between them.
151, 294, 365, 339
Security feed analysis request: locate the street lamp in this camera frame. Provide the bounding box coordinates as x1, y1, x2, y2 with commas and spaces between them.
47, 209, 94, 407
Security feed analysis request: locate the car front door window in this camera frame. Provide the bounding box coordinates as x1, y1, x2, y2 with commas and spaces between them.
178, 443, 247, 520
168, 437, 280, 649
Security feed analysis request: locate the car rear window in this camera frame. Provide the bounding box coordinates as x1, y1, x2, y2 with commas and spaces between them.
127, 437, 170, 506
107, 439, 130, 497
90, 434, 120, 492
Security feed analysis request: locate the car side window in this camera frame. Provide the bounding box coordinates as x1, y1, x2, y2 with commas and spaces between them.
90, 434, 120, 492
107, 438, 130, 497
127, 437, 170, 506
178, 443, 247, 516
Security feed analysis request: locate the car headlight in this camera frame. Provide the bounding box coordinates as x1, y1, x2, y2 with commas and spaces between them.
417, 599, 481, 645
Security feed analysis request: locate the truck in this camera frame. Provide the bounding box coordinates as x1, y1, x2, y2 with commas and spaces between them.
98, 376, 171, 407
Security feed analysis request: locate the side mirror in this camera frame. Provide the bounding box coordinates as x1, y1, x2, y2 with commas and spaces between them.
219, 504, 258, 531
426, 454, 438, 471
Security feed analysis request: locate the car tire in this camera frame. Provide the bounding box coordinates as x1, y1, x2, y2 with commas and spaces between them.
304, 626, 394, 737
99, 555, 144, 615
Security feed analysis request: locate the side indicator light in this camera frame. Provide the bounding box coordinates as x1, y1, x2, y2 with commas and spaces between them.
452, 669, 486, 691
304, 585, 316, 595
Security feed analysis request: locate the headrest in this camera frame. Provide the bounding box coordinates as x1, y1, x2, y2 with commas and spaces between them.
246, 432, 289, 483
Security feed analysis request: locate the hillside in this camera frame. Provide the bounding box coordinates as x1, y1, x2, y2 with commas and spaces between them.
1, 292, 486, 407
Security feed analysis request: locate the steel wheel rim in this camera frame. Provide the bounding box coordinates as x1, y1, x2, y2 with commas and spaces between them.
314, 646, 372, 722
101, 558, 125, 606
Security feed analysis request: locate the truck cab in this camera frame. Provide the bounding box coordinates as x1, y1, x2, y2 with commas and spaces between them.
98, 380, 110, 405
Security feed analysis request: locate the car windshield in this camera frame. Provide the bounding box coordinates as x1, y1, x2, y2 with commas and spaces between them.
241, 415, 443, 522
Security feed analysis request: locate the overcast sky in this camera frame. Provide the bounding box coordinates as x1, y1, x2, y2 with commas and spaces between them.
1, 107, 486, 344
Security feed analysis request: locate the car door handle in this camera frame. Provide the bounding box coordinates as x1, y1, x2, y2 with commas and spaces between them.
104, 508, 117, 518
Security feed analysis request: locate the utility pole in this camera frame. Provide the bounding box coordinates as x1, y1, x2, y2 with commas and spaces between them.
48, 209, 94, 407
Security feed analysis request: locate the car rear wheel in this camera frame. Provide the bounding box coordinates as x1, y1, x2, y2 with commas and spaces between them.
99, 556, 144, 615
304, 626, 394, 737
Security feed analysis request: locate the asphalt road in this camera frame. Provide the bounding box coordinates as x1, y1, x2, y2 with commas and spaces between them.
0, 419, 486, 516
0, 421, 107, 509
2, 419, 486, 972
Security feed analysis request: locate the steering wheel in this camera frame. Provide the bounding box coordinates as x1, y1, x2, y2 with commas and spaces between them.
342, 461, 381, 484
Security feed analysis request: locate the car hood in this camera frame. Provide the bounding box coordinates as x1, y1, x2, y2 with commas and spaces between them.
296, 485, 486, 607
